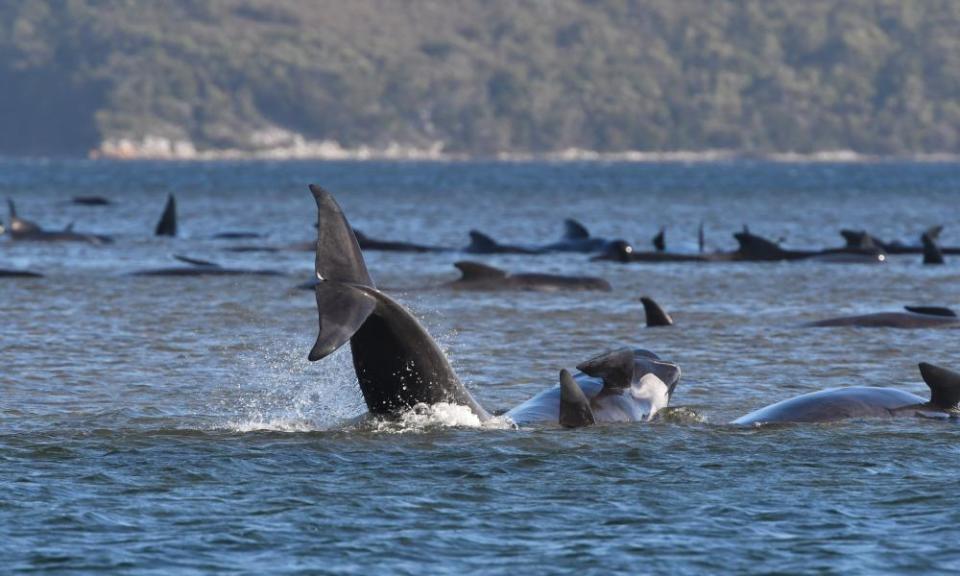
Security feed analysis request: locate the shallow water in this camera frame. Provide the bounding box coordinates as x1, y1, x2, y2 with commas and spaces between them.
2, 159, 960, 573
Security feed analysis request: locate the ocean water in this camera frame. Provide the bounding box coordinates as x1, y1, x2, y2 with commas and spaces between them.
2, 159, 960, 573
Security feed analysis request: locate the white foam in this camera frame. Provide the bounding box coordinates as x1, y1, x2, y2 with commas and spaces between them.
370, 403, 514, 434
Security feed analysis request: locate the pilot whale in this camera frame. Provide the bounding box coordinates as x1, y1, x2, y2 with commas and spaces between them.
733, 363, 960, 425
5, 200, 112, 244
305, 184, 682, 427
446, 261, 611, 292
131, 255, 284, 277
807, 306, 959, 328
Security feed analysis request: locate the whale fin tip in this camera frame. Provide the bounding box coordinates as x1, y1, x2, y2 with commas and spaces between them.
559, 369, 595, 427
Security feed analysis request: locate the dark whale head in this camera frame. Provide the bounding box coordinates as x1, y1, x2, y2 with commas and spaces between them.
591, 240, 634, 262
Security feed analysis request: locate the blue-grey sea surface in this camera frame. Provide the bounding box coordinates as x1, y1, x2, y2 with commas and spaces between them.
2, 159, 960, 573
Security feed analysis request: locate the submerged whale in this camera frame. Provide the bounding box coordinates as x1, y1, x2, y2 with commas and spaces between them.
539, 219, 616, 253
446, 261, 611, 292
807, 306, 959, 328
131, 255, 284, 277
841, 227, 960, 256
5, 200, 112, 244
305, 184, 682, 427
733, 363, 960, 425
464, 230, 542, 254
0, 269, 43, 278
731, 228, 886, 263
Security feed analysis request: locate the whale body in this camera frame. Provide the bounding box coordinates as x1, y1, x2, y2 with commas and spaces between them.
733, 363, 960, 425
305, 184, 681, 427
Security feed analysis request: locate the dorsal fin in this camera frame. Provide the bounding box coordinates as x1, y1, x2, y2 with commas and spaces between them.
454, 261, 507, 281
467, 230, 500, 252
308, 184, 377, 361
154, 194, 177, 237
64, 220, 76, 232
640, 296, 674, 327
924, 225, 943, 241
576, 348, 635, 390
6, 199, 41, 234
698, 221, 704, 253
905, 306, 957, 318
563, 219, 590, 240
840, 229, 876, 249
652, 227, 665, 252
173, 254, 220, 268
734, 229, 781, 253
559, 369, 595, 427
919, 363, 960, 410
922, 232, 944, 265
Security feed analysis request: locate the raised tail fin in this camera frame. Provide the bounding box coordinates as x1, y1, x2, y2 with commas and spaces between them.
919, 363, 960, 411
307, 184, 377, 361
640, 296, 674, 327
155, 194, 177, 237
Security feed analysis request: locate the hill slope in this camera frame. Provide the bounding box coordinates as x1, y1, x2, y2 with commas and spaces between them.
1, 0, 959, 157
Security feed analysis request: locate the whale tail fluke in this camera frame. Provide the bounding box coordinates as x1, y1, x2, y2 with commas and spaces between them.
641, 296, 674, 327
155, 194, 177, 237
559, 369, 595, 428
308, 184, 377, 361
563, 219, 590, 240
919, 363, 960, 411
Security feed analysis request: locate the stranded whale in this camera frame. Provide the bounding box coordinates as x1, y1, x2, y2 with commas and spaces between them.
733, 363, 960, 425
806, 306, 959, 328
305, 184, 682, 427
131, 255, 284, 277
446, 261, 611, 292
5, 200, 112, 244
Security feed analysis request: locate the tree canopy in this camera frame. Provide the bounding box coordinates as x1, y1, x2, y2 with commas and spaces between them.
1, 0, 958, 156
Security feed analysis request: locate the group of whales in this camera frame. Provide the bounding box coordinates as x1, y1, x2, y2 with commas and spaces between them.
305, 184, 960, 429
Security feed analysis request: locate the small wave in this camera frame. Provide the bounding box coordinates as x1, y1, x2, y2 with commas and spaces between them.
369, 403, 514, 434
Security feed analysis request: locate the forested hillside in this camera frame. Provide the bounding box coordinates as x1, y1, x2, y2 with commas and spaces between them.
1, 0, 958, 157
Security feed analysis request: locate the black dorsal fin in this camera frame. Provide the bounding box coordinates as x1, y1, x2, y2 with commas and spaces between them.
7, 198, 16, 218
466, 230, 500, 252
154, 194, 177, 237
308, 184, 377, 361
919, 363, 960, 410
454, 261, 507, 281
559, 369, 595, 427
698, 221, 705, 253
924, 225, 943, 241
563, 219, 590, 240
652, 226, 665, 252
173, 254, 220, 268
922, 232, 944, 265
904, 306, 957, 318
576, 348, 635, 390
64, 220, 76, 232
640, 296, 674, 327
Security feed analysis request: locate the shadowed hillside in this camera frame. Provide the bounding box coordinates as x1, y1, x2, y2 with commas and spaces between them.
1, 0, 959, 157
